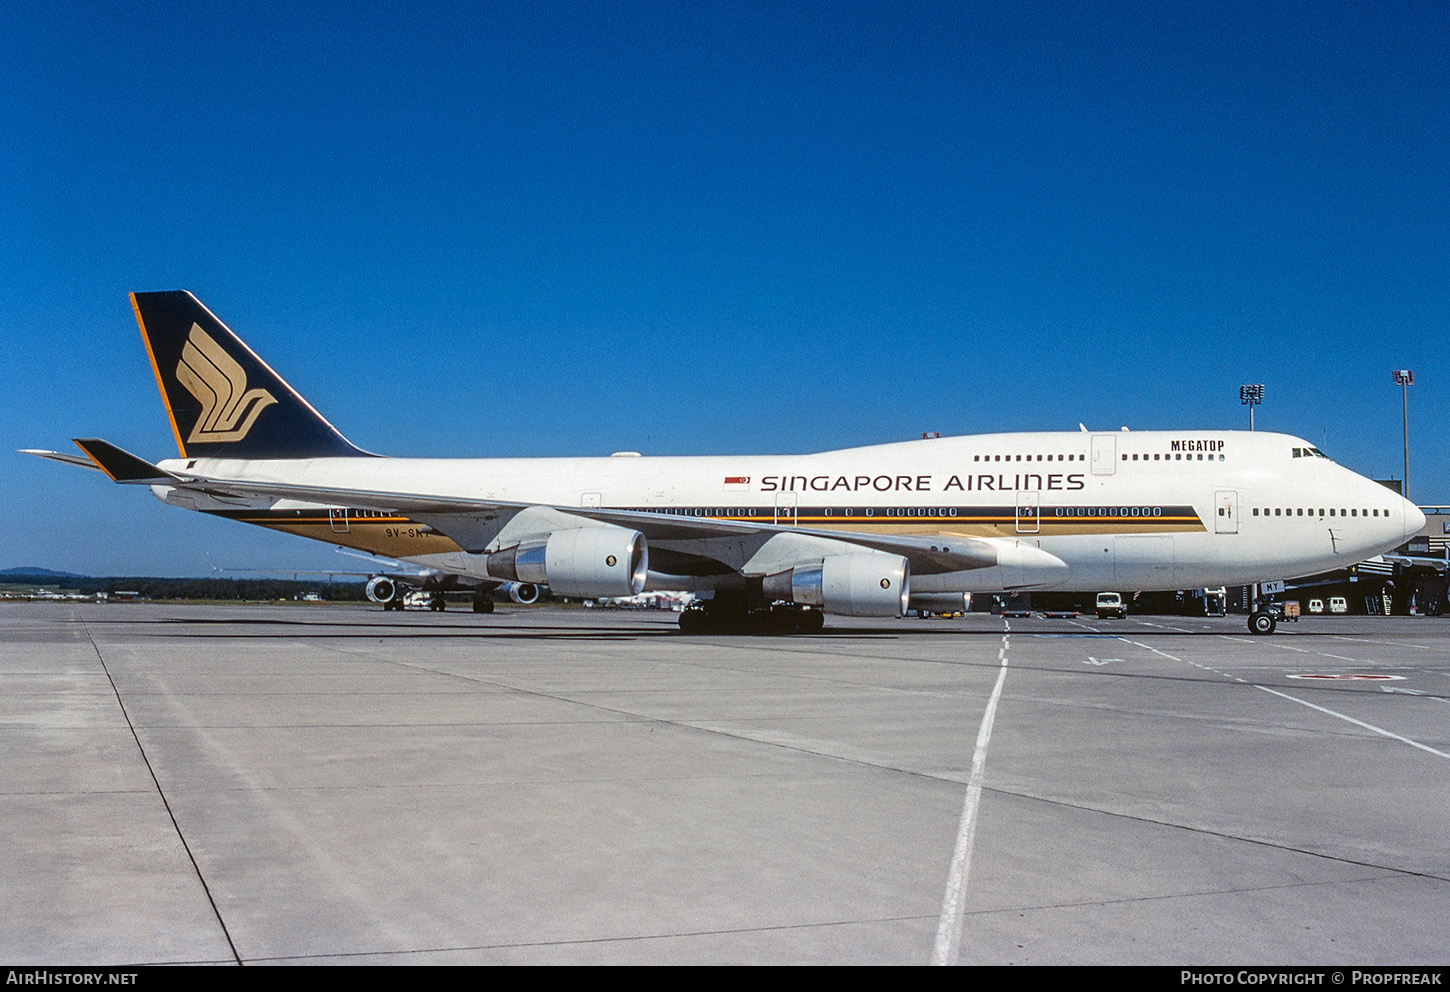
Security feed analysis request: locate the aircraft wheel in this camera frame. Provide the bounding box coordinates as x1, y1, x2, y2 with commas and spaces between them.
679, 609, 707, 634
1248, 611, 1277, 636
472, 597, 494, 614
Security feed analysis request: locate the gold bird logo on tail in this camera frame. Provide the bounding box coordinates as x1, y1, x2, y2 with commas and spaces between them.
175, 323, 277, 443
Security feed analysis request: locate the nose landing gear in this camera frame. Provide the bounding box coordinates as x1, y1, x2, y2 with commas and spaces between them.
1248, 610, 1277, 636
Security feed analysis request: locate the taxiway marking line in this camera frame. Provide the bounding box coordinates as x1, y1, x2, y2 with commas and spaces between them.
932, 625, 1011, 966
1125, 639, 1450, 761
1251, 684, 1450, 759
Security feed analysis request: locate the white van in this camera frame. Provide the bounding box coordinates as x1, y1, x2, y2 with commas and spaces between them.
1329, 597, 1348, 614
1095, 592, 1126, 619
1308, 599, 1324, 614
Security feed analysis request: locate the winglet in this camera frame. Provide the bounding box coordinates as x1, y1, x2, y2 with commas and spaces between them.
72, 439, 178, 484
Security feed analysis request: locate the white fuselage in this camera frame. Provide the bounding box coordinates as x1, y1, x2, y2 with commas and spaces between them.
155, 430, 1424, 595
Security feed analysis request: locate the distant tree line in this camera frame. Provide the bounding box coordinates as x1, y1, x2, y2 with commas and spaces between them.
2, 573, 367, 601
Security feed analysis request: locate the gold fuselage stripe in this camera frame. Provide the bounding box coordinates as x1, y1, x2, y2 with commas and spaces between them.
211, 504, 1205, 561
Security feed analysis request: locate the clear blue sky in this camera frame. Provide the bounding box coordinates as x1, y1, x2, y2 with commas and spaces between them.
3, 1, 1447, 576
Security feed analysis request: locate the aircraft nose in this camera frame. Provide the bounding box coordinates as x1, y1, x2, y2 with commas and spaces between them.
1403, 498, 1426, 539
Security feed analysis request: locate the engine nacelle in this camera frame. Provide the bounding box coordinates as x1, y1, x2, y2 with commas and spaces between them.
366, 575, 399, 605
486, 525, 648, 598
500, 581, 540, 605
763, 552, 910, 617
908, 592, 971, 614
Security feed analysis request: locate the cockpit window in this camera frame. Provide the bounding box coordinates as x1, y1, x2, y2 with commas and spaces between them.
1291, 447, 1332, 460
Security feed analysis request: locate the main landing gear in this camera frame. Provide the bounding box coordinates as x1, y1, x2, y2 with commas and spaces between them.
678, 598, 825, 635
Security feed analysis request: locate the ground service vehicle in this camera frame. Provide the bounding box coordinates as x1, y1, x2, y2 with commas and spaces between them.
1096, 592, 1126, 619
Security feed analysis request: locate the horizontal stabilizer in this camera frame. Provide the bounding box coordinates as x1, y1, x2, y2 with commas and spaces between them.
17, 449, 105, 472
71, 439, 176, 483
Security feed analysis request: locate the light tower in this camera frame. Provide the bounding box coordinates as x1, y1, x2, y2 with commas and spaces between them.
1393, 370, 1413, 499
1239, 384, 1264, 431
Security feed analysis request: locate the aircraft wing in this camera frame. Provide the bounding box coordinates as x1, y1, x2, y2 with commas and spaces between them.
1381, 552, 1447, 574
49, 438, 1024, 577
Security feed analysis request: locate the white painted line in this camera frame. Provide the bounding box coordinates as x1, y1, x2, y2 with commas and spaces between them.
1288, 673, 1404, 681
932, 631, 1010, 966
1252, 684, 1450, 759
1327, 634, 1442, 653
1155, 638, 1449, 755
1133, 620, 1193, 632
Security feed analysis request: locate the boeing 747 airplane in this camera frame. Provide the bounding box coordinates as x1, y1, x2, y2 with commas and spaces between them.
23, 291, 1425, 635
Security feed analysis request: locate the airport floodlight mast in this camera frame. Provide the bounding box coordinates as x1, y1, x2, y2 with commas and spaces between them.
1239, 384, 1264, 431
1394, 369, 1413, 500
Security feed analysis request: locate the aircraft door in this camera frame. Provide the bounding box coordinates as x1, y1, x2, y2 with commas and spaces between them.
774, 491, 797, 526
1015, 487, 1040, 534
1091, 435, 1117, 475
1214, 490, 1239, 534
329, 507, 350, 533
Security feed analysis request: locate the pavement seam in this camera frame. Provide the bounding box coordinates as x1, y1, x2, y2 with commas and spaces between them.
78, 613, 244, 966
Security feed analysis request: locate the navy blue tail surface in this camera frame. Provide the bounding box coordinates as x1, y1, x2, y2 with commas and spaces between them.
131, 291, 368, 459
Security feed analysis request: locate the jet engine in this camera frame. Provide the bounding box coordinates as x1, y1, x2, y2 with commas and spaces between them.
762, 552, 910, 617
365, 575, 400, 606
500, 581, 540, 605
486, 525, 648, 598
908, 592, 971, 614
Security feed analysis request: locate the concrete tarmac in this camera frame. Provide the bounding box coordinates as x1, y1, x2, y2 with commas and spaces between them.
1, 602, 1447, 965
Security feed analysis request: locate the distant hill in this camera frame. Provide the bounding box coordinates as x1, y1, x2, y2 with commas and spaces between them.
0, 567, 91, 579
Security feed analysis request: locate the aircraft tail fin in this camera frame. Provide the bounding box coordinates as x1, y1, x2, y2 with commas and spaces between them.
129, 291, 370, 459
